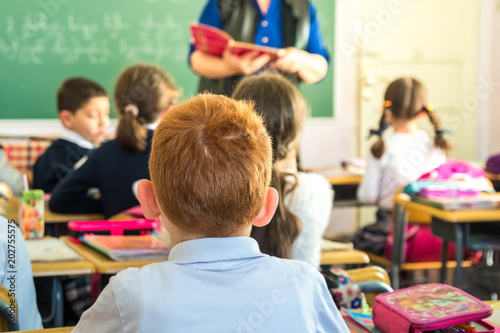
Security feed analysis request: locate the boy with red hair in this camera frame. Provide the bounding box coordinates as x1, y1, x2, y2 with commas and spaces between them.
73, 94, 347, 332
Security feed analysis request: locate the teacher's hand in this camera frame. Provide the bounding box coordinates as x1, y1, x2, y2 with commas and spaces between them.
223, 42, 271, 76
269, 47, 307, 74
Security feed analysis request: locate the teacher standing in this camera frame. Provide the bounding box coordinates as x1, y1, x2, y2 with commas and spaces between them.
189, 0, 329, 96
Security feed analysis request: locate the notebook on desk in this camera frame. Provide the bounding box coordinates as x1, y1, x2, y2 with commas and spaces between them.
82, 235, 170, 261
413, 194, 500, 211
27, 237, 82, 262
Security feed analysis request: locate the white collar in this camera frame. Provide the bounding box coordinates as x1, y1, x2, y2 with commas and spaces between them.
60, 128, 94, 149
145, 123, 158, 130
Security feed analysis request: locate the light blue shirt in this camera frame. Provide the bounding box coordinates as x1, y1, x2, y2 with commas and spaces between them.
0, 216, 43, 330
73, 237, 348, 333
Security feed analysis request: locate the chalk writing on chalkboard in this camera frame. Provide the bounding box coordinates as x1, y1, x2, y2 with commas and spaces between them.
0, 11, 186, 65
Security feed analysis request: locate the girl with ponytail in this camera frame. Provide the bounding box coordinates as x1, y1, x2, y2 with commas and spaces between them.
232, 72, 333, 267
353, 77, 449, 258
50, 64, 178, 218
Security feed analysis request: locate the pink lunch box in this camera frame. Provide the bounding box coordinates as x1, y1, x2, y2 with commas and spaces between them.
67, 219, 158, 241
373, 283, 495, 333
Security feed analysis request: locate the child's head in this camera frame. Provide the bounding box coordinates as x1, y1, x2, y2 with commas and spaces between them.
138, 94, 277, 242
57, 78, 110, 145
232, 72, 306, 164
232, 72, 304, 259
370, 77, 451, 158
114, 63, 179, 152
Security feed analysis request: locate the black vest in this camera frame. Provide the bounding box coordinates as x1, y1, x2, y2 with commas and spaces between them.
197, 0, 311, 96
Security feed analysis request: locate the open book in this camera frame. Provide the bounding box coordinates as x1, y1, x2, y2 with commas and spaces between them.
82, 235, 170, 261
190, 23, 281, 58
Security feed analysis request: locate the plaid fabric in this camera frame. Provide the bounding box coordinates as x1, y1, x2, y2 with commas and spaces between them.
1, 139, 52, 173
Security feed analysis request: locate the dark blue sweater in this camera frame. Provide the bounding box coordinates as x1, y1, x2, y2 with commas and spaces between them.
49, 131, 153, 218
33, 139, 92, 193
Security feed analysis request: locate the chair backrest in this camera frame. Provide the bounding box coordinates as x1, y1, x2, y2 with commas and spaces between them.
345, 266, 393, 307
0, 284, 20, 331
0, 182, 13, 201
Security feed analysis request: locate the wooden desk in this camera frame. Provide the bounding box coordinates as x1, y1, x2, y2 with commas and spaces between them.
19, 327, 74, 333
321, 249, 370, 265
312, 168, 363, 204
31, 260, 95, 278
393, 193, 500, 288
60, 236, 165, 275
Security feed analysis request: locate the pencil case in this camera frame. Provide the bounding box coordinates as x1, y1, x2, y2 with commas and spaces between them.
373, 283, 495, 333
67, 219, 158, 241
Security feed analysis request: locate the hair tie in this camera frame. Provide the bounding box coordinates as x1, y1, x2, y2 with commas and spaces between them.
369, 129, 382, 137
124, 104, 139, 118
383, 100, 392, 108
368, 122, 390, 138
435, 129, 448, 138
423, 103, 434, 113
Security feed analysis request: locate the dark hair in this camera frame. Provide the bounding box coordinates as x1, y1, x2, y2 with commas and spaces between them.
370, 77, 451, 158
114, 63, 179, 152
57, 78, 107, 113
232, 72, 305, 259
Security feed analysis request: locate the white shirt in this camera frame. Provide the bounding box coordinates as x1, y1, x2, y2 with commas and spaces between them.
60, 128, 94, 149
73, 237, 348, 333
0, 216, 43, 330
287, 172, 333, 268
357, 130, 446, 209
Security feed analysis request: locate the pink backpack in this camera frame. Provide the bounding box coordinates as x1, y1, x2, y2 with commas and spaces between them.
418, 158, 487, 181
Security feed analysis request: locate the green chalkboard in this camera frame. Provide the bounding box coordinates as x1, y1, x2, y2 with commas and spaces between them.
0, 0, 334, 119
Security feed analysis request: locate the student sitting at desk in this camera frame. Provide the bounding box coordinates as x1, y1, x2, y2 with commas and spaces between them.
0, 216, 43, 330
33, 78, 110, 193
232, 72, 333, 268
73, 94, 348, 332
354, 77, 450, 260
49, 64, 179, 218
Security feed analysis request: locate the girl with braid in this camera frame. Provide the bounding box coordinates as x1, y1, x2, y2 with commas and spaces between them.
353, 77, 450, 259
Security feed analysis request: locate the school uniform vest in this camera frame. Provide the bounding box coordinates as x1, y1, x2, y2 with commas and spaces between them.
198, 0, 311, 96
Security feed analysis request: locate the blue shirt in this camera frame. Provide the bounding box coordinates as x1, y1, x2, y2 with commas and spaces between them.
73, 237, 348, 333
190, 0, 329, 62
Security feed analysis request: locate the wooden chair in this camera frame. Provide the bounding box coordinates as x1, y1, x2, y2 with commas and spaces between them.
345, 266, 393, 307
0, 182, 13, 201
0, 285, 19, 331
0, 182, 18, 220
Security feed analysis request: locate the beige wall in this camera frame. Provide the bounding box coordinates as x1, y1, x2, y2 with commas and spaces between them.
481, 1, 500, 159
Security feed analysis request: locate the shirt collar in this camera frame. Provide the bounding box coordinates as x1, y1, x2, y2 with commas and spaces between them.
145, 123, 158, 130
60, 128, 94, 149
168, 237, 264, 263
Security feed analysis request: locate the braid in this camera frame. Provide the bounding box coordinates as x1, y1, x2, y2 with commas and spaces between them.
370, 109, 390, 159
426, 108, 452, 154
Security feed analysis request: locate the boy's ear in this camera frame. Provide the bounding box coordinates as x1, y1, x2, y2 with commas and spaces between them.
136, 179, 161, 220
59, 110, 74, 129
252, 187, 278, 227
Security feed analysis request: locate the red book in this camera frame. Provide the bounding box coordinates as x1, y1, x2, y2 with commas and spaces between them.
190, 23, 281, 58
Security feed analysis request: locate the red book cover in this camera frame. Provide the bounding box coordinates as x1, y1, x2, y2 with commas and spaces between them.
190, 23, 281, 58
